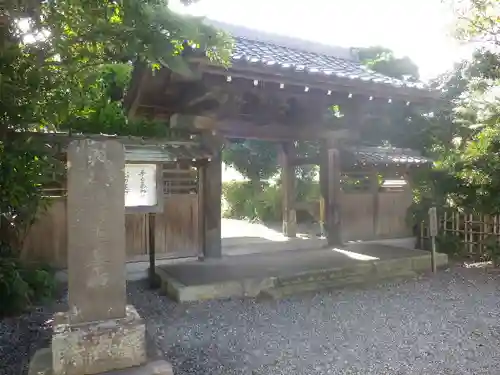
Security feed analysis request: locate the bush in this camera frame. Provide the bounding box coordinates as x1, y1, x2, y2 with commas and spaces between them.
0, 244, 56, 316
222, 179, 321, 223
222, 181, 282, 222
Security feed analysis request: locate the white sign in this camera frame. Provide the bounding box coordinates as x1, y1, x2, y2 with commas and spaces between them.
428, 207, 438, 237
124, 164, 157, 207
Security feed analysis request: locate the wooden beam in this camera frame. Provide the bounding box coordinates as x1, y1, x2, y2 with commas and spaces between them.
125, 62, 149, 119
221, 126, 352, 141
7, 131, 198, 147
198, 64, 443, 103
170, 114, 357, 141
291, 156, 320, 166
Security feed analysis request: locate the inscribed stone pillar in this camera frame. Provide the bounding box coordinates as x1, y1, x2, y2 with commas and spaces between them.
67, 139, 126, 323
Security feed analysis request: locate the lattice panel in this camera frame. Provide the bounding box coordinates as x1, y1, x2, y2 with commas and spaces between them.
163, 164, 198, 195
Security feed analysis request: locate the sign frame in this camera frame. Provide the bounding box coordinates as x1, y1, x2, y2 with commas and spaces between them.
124, 161, 164, 214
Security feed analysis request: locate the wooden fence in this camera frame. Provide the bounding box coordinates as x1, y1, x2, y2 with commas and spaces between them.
22, 165, 414, 268
21, 162, 200, 269
419, 211, 500, 258
21, 194, 199, 268
295, 185, 413, 241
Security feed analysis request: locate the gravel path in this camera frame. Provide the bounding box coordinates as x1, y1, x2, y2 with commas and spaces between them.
3, 266, 500, 375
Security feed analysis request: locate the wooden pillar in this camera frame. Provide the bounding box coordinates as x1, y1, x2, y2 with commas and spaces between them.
370, 169, 380, 239
280, 142, 297, 237
200, 133, 223, 259
320, 141, 342, 246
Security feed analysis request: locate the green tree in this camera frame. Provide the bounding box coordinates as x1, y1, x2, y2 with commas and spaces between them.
223, 140, 279, 184
0, 0, 232, 314
358, 46, 420, 81
409, 1, 500, 235
356, 46, 436, 150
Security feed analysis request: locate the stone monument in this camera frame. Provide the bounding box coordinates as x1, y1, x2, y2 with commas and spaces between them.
29, 139, 172, 375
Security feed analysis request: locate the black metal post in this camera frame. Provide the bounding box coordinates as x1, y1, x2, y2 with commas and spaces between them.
148, 213, 157, 288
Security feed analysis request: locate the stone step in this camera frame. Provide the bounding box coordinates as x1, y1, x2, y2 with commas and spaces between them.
262, 269, 419, 299
276, 263, 375, 287
157, 250, 449, 302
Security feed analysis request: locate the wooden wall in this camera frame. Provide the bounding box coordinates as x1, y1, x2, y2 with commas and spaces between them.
22, 189, 411, 268
341, 190, 412, 241
21, 198, 68, 268
377, 190, 413, 238
22, 194, 199, 268
341, 193, 375, 241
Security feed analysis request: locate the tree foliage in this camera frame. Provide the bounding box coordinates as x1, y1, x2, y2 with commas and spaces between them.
358, 46, 420, 81
407, 1, 500, 240
453, 0, 500, 48
223, 140, 279, 183
0, 0, 232, 313
0, 0, 232, 239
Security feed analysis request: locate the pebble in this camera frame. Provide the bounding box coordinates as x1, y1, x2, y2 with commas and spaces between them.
2, 266, 500, 375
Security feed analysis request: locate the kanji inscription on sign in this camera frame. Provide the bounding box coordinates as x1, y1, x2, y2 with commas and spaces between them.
124, 164, 157, 207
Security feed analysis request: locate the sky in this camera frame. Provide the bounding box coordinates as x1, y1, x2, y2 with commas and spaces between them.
171, 0, 472, 81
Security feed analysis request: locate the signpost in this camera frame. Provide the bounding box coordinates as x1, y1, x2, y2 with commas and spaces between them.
428, 206, 438, 273
124, 162, 163, 287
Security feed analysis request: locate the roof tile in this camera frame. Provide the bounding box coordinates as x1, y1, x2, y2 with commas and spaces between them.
232, 36, 427, 90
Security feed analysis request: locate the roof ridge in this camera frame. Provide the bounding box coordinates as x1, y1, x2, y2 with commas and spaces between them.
205, 19, 357, 62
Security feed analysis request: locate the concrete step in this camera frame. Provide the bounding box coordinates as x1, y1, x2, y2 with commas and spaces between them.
157, 248, 449, 302
260, 255, 448, 299
262, 268, 418, 299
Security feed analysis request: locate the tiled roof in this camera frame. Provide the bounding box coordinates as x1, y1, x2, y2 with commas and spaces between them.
232, 37, 426, 90
342, 147, 432, 166
125, 144, 212, 162
206, 20, 430, 92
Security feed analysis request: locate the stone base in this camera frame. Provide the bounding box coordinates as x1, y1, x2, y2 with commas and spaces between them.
28, 348, 173, 375
51, 305, 146, 375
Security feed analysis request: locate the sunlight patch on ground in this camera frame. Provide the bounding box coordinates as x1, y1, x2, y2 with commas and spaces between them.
221, 218, 316, 242
222, 219, 287, 241
330, 247, 380, 261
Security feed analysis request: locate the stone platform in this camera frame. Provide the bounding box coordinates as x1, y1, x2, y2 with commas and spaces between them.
157, 243, 448, 302
29, 348, 173, 375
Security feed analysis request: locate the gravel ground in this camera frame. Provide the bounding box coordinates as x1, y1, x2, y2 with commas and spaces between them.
2, 266, 500, 375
